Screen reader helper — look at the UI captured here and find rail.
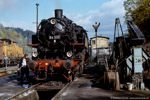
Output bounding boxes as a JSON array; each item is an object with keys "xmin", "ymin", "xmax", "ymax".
[
  {"xmin": 0, "ymin": 69, "xmax": 17, "ymax": 77},
  {"xmin": 52, "ymin": 83, "xmax": 70, "ymax": 100},
  {"xmin": 7, "ymin": 83, "xmax": 40, "ymax": 100}
]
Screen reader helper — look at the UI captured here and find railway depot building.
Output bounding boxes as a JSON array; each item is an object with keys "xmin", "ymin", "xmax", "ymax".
[{"xmin": 90, "ymin": 35, "xmax": 110, "ymax": 65}]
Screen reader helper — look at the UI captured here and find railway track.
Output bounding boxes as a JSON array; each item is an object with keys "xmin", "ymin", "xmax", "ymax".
[
  {"xmin": 7, "ymin": 83, "xmax": 40, "ymax": 100},
  {"xmin": 0, "ymin": 66, "xmax": 72, "ymax": 100},
  {"xmin": 52, "ymin": 83, "xmax": 70, "ymax": 100},
  {"xmin": 0, "ymin": 70, "xmax": 17, "ymax": 77},
  {"xmin": 7, "ymin": 81, "xmax": 69, "ymax": 100},
  {"xmin": 0, "ymin": 66, "xmax": 18, "ymax": 77},
  {"xmin": 0, "ymin": 66, "xmax": 79, "ymax": 100}
]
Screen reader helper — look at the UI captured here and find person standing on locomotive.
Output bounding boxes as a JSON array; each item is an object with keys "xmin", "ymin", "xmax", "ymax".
[{"xmin": 19, "ymin": 54, "xmax": 30, "ymax": 86}]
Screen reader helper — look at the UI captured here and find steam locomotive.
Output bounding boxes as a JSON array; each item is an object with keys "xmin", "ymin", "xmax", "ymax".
[{"xmin": 28, "ymin": 9, "xmax": 88, "ymax": 81}]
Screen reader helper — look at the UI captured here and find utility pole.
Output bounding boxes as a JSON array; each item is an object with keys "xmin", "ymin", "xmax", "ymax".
[
  {"xmin": 36, "ymin": 3, "xmax": 39, "ymax": 33},
  {"xmin": 92, "ymin": 22, "xmax": 100, "ymax": 64}
]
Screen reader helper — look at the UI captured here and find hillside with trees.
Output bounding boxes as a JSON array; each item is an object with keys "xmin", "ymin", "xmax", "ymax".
[
  {"xmin": 0, "ymin": 23, "xmax": 35, "ymax": 54},
  {"xmin": 124, "ymin": 0, "xmax": 150, "ymax": 40}
]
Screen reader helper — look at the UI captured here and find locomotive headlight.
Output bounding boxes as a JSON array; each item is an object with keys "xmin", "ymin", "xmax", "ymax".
[
  {"xmin": 50, "ymin": 19, "xmax": 56, "ymax": 24},
  {"xmin": 32, "ymin": 52, "xmax": 38, "ymax": 57},
  {"xmin": 66, "ymin": 51, "xmax": 73, "ymax": 57},
  {"xmin": 32, "ymin": 48, "xmax": 38, "ymax": 57},
  {"xmin": 45, "ymin": 63, "xmax": 49, "ymax": 65}
]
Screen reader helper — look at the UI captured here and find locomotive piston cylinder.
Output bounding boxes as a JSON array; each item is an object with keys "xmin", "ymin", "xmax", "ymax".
[{"xmin": 63, "ymin": 60, "xmax": 72, "ymax": 69}]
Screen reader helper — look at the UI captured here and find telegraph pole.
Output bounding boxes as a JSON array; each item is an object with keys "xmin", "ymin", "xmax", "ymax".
[
  {"xmin": 92, "ymin": 22, "xmax": 100, "ymax": 64},
  {"xmin": 36, "ymin": 3, "xmax": 39, "ymax": 33}
]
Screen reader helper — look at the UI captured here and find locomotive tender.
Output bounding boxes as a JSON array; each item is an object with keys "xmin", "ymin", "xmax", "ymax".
[{"xmin": 28, "ymin": 9, "xmax": 88, "ymax": 81}]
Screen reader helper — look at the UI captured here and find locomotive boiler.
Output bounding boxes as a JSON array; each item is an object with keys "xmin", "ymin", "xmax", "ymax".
[{"xmin": 28, "ymin": 9, "xmax": 88, "ymax": 81}]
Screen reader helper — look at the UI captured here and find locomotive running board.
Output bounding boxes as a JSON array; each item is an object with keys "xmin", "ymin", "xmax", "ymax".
[
  {"xmin": 72, "ymin": 43, "xmax": 84, "ymax": 45},
  {"xmin": 27, "ymin": 44, "xmax": 39, "ymax": 47}
]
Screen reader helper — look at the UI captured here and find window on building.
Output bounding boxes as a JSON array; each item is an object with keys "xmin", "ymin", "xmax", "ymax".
[
  {"xmin": 92, "ymin": 40, "xmax": 95, "ymax": 45},
  {"xmin": 6, "ymin": 41, "xmax": 11, "ymax": 45}
]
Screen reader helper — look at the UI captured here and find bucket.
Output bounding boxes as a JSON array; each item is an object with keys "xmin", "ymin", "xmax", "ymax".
[
  {"xmin": 140, "ymin": 82, "xmax": 145, "ymax": 89},
  {"xmin": 127, "ymin": 83, "xmax": 133, "ymax": 90}
]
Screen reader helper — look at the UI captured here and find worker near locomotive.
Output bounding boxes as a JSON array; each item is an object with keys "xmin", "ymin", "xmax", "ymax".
[
  {"xmin": 18, "ymin": 54, "xmax": 31, "ymax": 86},
  {"xmin": 26, "ymin": 9, "xmax": 89, "ymax": 83}
]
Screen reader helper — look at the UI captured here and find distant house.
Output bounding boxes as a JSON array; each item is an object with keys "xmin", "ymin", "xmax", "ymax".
[{"xmin": 90, "ymin": 35, "xmax": 111, "ymax": 65}]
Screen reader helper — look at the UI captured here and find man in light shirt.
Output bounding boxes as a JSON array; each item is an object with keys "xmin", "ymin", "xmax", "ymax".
[
  {"xmin": 19, "ymin": 54, "xmax": 30, "ymax": 86},
  {"xmin": 3, "ymin": 56, "xmax": 9, "ymax": 70}
]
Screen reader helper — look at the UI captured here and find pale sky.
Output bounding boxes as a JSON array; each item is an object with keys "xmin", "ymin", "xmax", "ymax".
[{"xmin": 0, "ymin": 0, "xmax": 126, "ymax": 41}]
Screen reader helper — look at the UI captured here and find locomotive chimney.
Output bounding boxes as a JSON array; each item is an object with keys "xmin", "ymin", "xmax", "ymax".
[{"xmin": 55, "ymin": 9, "xmax": 63, "ymax": 18}]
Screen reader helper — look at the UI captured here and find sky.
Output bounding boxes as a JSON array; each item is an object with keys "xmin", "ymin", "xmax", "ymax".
[{"xmin": 0, "ymin": 0, "xmax": 127, "ymax": 41}]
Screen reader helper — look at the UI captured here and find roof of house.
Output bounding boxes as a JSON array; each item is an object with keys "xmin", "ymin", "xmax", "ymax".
[
  {"xmin": 90, "ymin": 36, "xmax": 109, "ymax": 40},
  {"xmin": 0, "ymin": 38, "xmax": 17, "ymax": 43}
]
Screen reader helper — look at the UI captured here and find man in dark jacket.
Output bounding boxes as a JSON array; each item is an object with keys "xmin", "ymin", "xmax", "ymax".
[{"xmin": 19, "ymin": 54, "xmax": 30, "ymax": 86}]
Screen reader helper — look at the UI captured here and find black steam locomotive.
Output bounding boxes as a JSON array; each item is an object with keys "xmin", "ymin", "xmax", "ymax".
[{"xmin": 28, "ymin": 9, "xmax": 88, "ymax": 81}]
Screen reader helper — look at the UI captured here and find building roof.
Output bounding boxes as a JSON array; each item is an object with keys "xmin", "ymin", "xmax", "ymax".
[
  {"xmin": 0, "ymin": 38, "xmax": 17, "ymax": 43},
  {"xmin": 90, "ymin": 36, "xmax": 109, "ymax": 40}
]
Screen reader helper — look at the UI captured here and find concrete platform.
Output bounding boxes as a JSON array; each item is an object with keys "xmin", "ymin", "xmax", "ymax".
[
  {"xmin": 54, "ymin": 74, "xmax": 150, "ymax": 100},
  {"xmin": 0, "ymin": 74, "xmax": 25, "ymax": 100}
]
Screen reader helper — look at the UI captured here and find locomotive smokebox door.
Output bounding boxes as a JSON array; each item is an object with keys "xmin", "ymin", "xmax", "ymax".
[{"xmin": 55, "ymin": 9, "xmax": 63, "ymax": 18}]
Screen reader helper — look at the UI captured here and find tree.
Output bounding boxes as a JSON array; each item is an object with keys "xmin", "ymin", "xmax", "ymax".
[
  {"xmin": 0, "ymin": 23, "xmax": 34, "ymax": 54},
  {"xmin": 124, "ymin": 0, "xmax": 150, "ymax": 40}
]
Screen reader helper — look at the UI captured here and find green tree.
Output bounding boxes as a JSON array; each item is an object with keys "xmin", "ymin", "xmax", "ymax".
[
  {"xmin": 0, "ymin": 23, "xmax": 33, "ymax": 54},
  {"xmin": 124, "ymin": 0, "xmax": 150, "ymax": 40}
]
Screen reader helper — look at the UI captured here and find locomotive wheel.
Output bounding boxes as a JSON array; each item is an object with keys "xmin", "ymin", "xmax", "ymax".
[
  {"xmin": 79, "ymin": 64, "xmax": 84, "ymax": 74},
  {"xmin": 75, "ymin": 64, "xmax": 84, "ymax": 77}
]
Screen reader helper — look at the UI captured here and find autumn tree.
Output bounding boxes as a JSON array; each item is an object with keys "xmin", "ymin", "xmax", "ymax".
[
  {"xmin": 0, "ymin": 23, "xmax": 33, "ymax": 54},
  {"xmin": 124, "ymin": 0, "xmax": 150, "ymax": 40}
]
